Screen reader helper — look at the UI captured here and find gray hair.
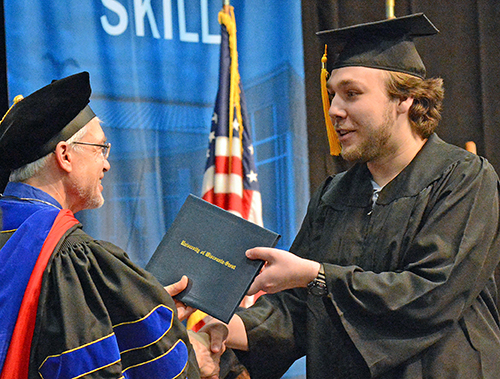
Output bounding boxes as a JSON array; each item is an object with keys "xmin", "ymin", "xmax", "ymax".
[{"xmin": 9, "ymin": 124, "xmax": 89, "ymax": 182}]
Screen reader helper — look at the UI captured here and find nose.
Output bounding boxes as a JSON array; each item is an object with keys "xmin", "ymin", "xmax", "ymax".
[
  {"xmin": 328, "ymin": 94, "xmax": 347, "ymax": 121},
  {"xmin": 103, "ymin": 157, "xmax": 111, "ymax": 172}
]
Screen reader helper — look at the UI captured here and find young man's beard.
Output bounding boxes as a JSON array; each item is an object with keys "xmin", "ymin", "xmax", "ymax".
[{"xmin": 340, "ymin": 107, "xmax": 395, "ymax": 163}]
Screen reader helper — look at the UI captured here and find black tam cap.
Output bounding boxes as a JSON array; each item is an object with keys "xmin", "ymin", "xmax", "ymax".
[
  {"xmin": 0, "ymin": 71, "xmax": 95, "ymax": 191},
  {"xmin": 317, "ymin": 13, "xmax": 439, "ymax": 79}
]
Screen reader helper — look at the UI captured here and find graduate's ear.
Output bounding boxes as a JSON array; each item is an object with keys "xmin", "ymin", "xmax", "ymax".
[
  {"xmin": 397, "ymin": 96, "xmax": 414, "ymax": 114},
  {"xmin": 53, "ymin": 141, "xmax": 74, "ymax": 173}
]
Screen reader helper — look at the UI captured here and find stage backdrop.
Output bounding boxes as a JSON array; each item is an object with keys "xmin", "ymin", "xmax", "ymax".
[{"xmin": 4, "ymin": 0, "xmax": 309, "ymax": 269}]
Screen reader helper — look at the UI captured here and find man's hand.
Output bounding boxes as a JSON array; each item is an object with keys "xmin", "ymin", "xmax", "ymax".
[
  {"xmin": 201, "ymin": 315, "xmax": 248, "ymax": 351},
  {"xmin": 198, "ymin": 322, "xmax": 229, "ymax": 355},
  {"xmin": 246, "ymin": 247, "xmax": 320, "ymax": 295},
  {"xmin": 164, "ymin": 276, "xmax": 196, "ymax": 321},
  {"xmin": 189, "ymin": 323, "xmax": 228, "ymax": 379}
]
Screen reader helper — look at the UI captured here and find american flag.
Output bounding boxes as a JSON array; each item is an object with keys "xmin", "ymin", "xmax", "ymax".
[{"xmin": 187, "ymin": 6, "xmax": 263, "ymax": 332}]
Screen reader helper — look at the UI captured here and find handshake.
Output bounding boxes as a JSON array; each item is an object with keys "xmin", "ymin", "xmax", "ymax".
[{"xmin": 165, "ymin": 276, "xmax": 229, "ymax": 379}]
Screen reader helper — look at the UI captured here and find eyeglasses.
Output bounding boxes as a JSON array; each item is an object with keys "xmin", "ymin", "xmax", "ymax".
[{"xmin": 72, "ymin": 141, "xmax": 111, "ymax": 159}]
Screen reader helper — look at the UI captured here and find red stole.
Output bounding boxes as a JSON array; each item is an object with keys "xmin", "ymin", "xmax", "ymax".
[{"xmin": 0, "ymin": 209, "xmax": 79, "ymax": 379}]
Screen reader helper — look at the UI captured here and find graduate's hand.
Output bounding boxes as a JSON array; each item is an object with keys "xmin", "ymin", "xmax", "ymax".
[
  {"xmin": 246, "ymin": 247, "xmax": 321, "ymax": 295},
  {"xmin": 201, "ymin": 315, "xmax": 248, "ymax": 351},
  {"xmin": 198, "ymin": 322, "xmax": 229, "ymax": 355},
  {"xmin": 188, "ymin": 323, "xmax": 228, "ymax": 379},
  {"xmin": 164, "ymin": 275, "xmax": 196, "ymax": 321}
]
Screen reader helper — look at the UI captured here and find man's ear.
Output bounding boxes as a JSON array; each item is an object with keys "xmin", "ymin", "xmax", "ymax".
[
  {"xmin": 397, "ymin": 96, "xmax": 414, "ymax": 114},
  {"xmin": 53, "ymin": 141, "xmax": 73, "ymax": 173}
]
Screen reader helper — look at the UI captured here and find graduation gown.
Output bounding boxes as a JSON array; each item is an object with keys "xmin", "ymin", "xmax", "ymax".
[
  {"xmin": 235, "ymin": 134, "xmax": 500, "ymax": 378},
  {"xmin": 0, "ymin": 182, "xmax": 200, "ymax": 379}
]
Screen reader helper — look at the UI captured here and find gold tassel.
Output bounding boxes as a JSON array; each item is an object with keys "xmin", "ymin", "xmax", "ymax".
[{"xmin": 320, "ymin": 46, "xmax": 341, "ymax": 156}]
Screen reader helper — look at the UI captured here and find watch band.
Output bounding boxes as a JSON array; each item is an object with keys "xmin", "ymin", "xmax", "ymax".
[{"xmin": 307, "ymin": 263, "xmax": 328, "ymax": 296}]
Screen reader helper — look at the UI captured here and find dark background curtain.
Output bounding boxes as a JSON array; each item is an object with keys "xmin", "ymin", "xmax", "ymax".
[{"xmin": 302, "ymin": 0, "xmax": 500, "ymax": 306}]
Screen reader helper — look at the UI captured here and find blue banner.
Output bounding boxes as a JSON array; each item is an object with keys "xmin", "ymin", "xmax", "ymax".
[{"xmin": 4, "ymin": 0, "xmax": 309, "ymax": 270}]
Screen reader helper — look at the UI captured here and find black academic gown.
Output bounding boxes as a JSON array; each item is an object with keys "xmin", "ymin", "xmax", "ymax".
[
  {"xmin": 26, "ymin": 225, "xmax": 201, "ymax": 378},
  {"xmin": 235, "ymin": 134, "xmax": 500, "ymax": 378},
  {"xmin": 0, "ymin": 182, "xmax": 200, "ymax": 379}
]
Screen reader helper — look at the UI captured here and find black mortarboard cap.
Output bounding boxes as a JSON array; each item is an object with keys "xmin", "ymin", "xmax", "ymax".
[
  {"xmin": 317, "ymin": 13, "xmax": 439, "ymax": 79},
  {"xmin": 0, "ymin": 71, "xmax": 95, "ymax": 191}
]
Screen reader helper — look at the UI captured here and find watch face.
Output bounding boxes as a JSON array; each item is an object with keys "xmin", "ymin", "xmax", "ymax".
[{"xmin": 308, "ymin": 280, "xmax": 328, "ymax": 296}]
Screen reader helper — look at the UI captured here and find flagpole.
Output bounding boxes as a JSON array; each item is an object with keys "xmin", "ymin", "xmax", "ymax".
[
  {"xmin": 223, "ymin": 0, "xmax": 230, "ymax": 13},
  {"xmin": 386, "ymin": 0, "xmax": 395, "ymax": 19}
]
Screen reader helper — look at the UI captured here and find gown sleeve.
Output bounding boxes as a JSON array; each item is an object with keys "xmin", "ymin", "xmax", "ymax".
[
  {"xmin": 29, "ymin": 227, "xmax": 200, "ymax": 379},
  {"xmin": 234, "ymin": 179, "xmax": 334, "ymax": 379}
]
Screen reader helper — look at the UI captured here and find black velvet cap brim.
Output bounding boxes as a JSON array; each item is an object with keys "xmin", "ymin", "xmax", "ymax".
[
  {"xmin": 317, "ymin": 13, "xmax": 439, "ymax": 78},
  {"xmin": 0, "ymin": 71, "xmax": 95, "ymax": 191}
]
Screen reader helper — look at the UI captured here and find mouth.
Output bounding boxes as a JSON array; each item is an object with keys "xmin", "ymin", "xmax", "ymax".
[{"xmin": 336, "ymin": 128, "xmax": 354, "ymax": 139}]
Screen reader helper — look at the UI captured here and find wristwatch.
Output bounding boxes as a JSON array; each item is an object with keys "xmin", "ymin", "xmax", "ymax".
[{"xmin": 307, "ymin": 263, "xmax": 328, "ymax": 296}]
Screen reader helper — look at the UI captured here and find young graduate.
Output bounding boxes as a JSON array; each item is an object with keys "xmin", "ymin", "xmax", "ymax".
[{"xmin": 203, "ymin": 13, "xmax": 500, "ymax": 379}]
